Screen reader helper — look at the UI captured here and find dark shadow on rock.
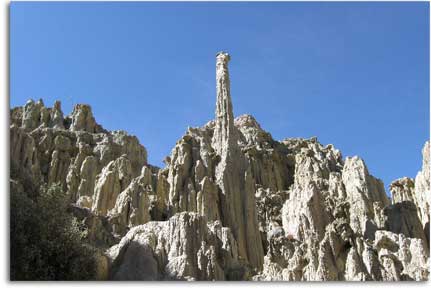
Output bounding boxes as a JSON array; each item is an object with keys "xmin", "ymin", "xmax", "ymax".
[
  {"xmin": 364, "ymin": 219, "xmax": 377, "ymax": 240},
  {"xmin": 110, "ymin": 241, "xmax": 159, "ymax": 281},
  {"xmin": 424, "ymin": 221, "xmax": 430, "ymax": 248},
  {"xmin": 384, "ymin": 201, "xmax": 427, "ymax": 241}
]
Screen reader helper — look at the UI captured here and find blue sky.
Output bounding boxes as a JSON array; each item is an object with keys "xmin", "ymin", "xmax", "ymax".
[{"xmin": 10, "ymin": 1, "xmax": 429, "ymax": 193}]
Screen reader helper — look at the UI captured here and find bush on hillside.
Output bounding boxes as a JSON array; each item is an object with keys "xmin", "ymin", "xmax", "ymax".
[{"xmin": 10, "ymin": 183, "xmax": 97, "ymax": 280}]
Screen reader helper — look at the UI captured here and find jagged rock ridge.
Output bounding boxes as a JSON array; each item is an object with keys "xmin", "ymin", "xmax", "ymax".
[{"xmin": 10, "ymin": 52, "xmax": 430, "ymax": 281}]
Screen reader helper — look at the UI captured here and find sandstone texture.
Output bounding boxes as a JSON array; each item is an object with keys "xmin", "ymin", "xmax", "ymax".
[{"xmin": 10, "ymin": 53, "xmax": 429, "ymax": 281}]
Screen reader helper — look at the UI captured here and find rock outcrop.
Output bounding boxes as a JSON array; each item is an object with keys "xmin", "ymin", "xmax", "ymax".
[
  {"xmin": 10, "ymin": 99, "xmax": 148, "ymax": 210},
  {"xmin": 211, "ymin": 52, "xmax": 264, "ymax": 270},
  {"xmin": 415, "ymin": 142, "xmax": 430, "ymax": 238},
  {"xmin": 389, "ymin": 141, "xmax": 430, "ymax": 246},
  {"xmin": 107, "ymin": 212, "xmax": 247, "ymax": 280},
  {"xmin": 9, "ymin": 52, "xmax": 429, "ymax": 281}
]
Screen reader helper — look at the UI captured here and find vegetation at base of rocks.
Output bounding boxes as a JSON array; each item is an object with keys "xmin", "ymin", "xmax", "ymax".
[{"xmin": 10, "ymin": 181, "xmax": 97, "ymax": 281}]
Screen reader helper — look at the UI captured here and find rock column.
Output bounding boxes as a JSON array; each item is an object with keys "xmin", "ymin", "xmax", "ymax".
[
  {"xmin": 212, "ymin": 52, "xmax": 264, "ymax": 270},
  {"xmin": 213, "ymin": 51, "xmax": 236, "ymax": 152}
]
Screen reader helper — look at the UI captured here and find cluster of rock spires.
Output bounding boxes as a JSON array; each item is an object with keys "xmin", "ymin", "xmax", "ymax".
[{"xmin": 10, "ymin": 52, "xmax": 429, "ymax": 281}]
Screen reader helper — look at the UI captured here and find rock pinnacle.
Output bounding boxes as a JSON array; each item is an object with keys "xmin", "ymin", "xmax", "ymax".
[{"xmin": 214, "ymin": 51, "xmax": 236, "ymax": 154}]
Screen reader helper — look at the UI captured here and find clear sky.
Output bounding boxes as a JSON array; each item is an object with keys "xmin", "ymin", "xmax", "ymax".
[{"xmin": 10, "ymin": 1, "xmax": 429, "ymax": 193}]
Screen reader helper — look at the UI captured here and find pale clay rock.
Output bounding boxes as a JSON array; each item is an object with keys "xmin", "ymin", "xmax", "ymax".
[
  {"xmin": 107, "ymin": 212, "xmax": 242, "ymax": 280},
  {"xmin": 9, "ymin": 53, "xmax": 429, "ymax": 281},
  {"xmin": 92, "ymin": 156, "xmax": 133, "ymax": 216},
  {"xmin": 415, "ymin": 141, "xmax": 430, "ymax": 235},
  {"xmin": 69, "ymin": 104, "xmax": 100, "ymax": 133},
  {"xmin": 390, "ymin": 177, "xmax": 415, "ymax": 204}
]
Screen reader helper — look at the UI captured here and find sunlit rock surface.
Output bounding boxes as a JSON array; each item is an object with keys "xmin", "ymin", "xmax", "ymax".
[{"xmin": 10, "ymin": 53, "xmax": 429, "ymax": 281}]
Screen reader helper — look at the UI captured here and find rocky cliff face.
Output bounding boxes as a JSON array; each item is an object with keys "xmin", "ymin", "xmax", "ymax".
[{"xmin": 10, "ymin": 53, "xmax": 429, "ymax": 281}]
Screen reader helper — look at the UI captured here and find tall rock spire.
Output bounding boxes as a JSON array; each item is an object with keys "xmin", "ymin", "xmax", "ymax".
[
  {"xmin": 212, "ymin": 51, "xmax": 264, "ymax": 271},
  {"xmin": 213, "ymin": 51, "xmax": 236, "ymax": 154}
]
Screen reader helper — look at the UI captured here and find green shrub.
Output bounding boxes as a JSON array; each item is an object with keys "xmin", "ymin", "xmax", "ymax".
[{"xmin": 10, "ymin": 183, "xmax": 97, "ymax": 280}]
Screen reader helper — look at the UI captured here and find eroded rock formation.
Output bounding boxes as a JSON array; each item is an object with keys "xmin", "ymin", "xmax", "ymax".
[{"xmin": 10, "ymin": 53, "xmax": 429, "ymax": 281}]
